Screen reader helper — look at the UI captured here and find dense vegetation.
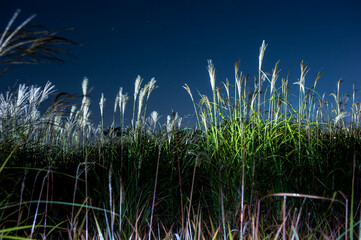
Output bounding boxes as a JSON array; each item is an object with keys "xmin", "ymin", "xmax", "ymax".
[{"xmin": 1, "ymin": 10, "xmax": 361, "ymax": 240}]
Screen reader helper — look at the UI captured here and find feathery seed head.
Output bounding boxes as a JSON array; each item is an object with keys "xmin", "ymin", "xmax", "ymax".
[
  {"xmin": 236, "ymin": 74, "xmax": 242, "ymax": 99},
  {"xmin": 200, "ymin": 112, "xmax": 208, "ymax": 132},
  {"xmin": 337, "ymin": 79, "xmax": 343, "ymax": 94},
  {"xmin": 137, "ymin": 87, "xmax": 147, "ymax": 122},
  {"xmin": 293, "ymin": 61, "xmax": 308, "ymax": 95},
  {"xmin": 69, "ymin": 105, "xmax": 76, "ymax": 119},
  {"xmin": 16, "ymin": 84, "xmax": 28, "ymax": 109},
  {"xmin": 99, "ymin": 93, "xmax": 106, "ymax": 117},
  {"xmin": 235, "ymin": 59, "xmax": 240, "ymax": 78},
  {"xmin": 200, "ymin": 95, "xmax": 212, "ymax": 111},
  {"xmin": 118, "ymin": 87, "xmax": 123, "ymax": 111},
  {"xmin": 28, "ymin": 86, "xmax": 41, "ymax": 106},
  {"xmin": 150, "ymin": 111, "xmax": 159, "ymax": 126},
  {"xmin": 114, "ymin": 95, "xmax": 119, "ymax": 116},
  {"xmin": 223, "ymin": 79, "xmax": 230, "ymax": 100},
  {"xmin": 39, "ymin": 82, "xmax": 55, "ymax": 103},
  {"xmin": 134, "ymin": 75, "xmax": 143, "ymax": 101},
  {"xmin": 146, "ymin": 77, "xmax": 157, "ymax": 100},
  {"xmin": 81, "ymin": 98, "xmax": 91, "ymax": 128},
  {"xmin": 216, "ymin": 87, "xmax": 223, "ymax": 104},
  {"xmin": 183, "ymin": 84, "xmax": 194, "ymax": 102},
  {"xmin": 259, "ymin": 40, "xmax": 267, "ymax": 71},
  {"xmin": 150, "ymin": 110, "xmax": 158, "ymax": 120},
  {"xmin": 313, "ymin": 72, "xmax": 323, "ymax": 89},
  {"xmin": 166, "ymin": 115, "xmax": 172, "ymax": 133},
  {"xmin": 207, "ymin": 59, "xmax": 216, "ymax": 92},
  {"xmin": 270, "ymin": 61, "xmax": 280, "ymax": 94},
  {"xmin": 82, "ymin": 77, "xmax": 88, "ymax": 95},
  {"xmin": 121, "ymin": 93, "xmax": 129, "ymax": 116}
]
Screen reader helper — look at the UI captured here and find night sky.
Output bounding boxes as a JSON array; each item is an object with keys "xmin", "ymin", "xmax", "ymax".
[{"xmin": 1, "ymin": 0, "xmax": 360, "ymax": 127}]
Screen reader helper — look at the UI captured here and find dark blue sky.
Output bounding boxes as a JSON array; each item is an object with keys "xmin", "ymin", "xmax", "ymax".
[{"xmin": 1, "ymin": 0, "xmax": 360, "ymax": 127}]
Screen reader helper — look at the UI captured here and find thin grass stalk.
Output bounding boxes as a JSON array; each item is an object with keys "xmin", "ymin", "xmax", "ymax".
[
  {"xmin": 42, "ymin": 159, "xmax": 53, "ymax": 240},
  {"xmin": 30, "ymin": 171, "xmax": 49, "ymax": 239},
  {"xmin": 16, "ymin": 168, "xmax": 28, "ymax": 227},
  {"xmin": 350, "ymin": 151, "xmax": 356, "ymax": 240},
  {"xmin": 119, "ymin": 175, "xmax": 123, "ymax": 237},
  {"xmin": 99, "ymin": 93, "xmax": 105, "ymax": 145},
  {"xmin": 294, "ymin": 62, "xmax": 309, "ymax": 163},
  {"xmin": 84, "ymin": 156, "xmax": 89, "ymax": 240},
  {"xmin": 290, "ymin": 199, "xmax": 305, "ymax": 240},
  {"xmin": 207, "ymin": 60, "xmax": 219, "ymax": 148},
  {"xmin": 183, "ymin": 84, "xmax": 201, "ymax": 129},
  {"xmin": 132, "ymin": 75, "xmax": 142, "ymax": 127},
  {"xmin": 258, "ymin": 40, "xmax": 267, "ymax": 117},
  {"xmin": 283, "ymin": 196, "xmax": 287, "ymax": 240},
  {"xmin": 148, "ymin": 147, "xmax": 161, "ymax": 240},
  {"xmin": 220, "ymin": 186, "xmax": 226, "ymax": 240},
  {"xmin": 108, "ymin": 163, "xmax": 114, "ymax": 239},
  {"xmin": 240, "ymin": 145, "xmax": 245, "ymax": 240},
  {"xmin": 185, "ymin": 152, "xmax": 199, "ymax": 240}
]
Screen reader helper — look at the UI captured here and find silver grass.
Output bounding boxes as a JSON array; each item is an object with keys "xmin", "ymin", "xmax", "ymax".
[
  {"xmin": 39, "ymin": 82, "xmax": 55, "ymax": 103},
  {"xmin": 258, "ymin": 40, "xmax": 267, "ymax": 115},
  {"xmin": 200, "ymin": 95, "xmax": 212, "ymax": 112},
  {"xmin": 236, "ymin": 73, "xmax": 242, "ymax": 100},
  {"xmin": 166, "ymin": 115, "xmax": 172, "ymax": 133},
  {"xmin": 183, "ymin": 83, "xmax": 201, "ymax": 128},
  {"xmin": 113, "ymin": 96, "xmax": 119, "ymax": 117},
  {"xmin": 200, "ymin": 112, "xmax": 208, "ymax": 133},
  {"xmin": 99, "ymin": 93, "xmax": 106, "ymax": 118},
  {"xmin": 150, "ymin": 111, "xmax": 159, "ymax": 130},
  {"xmin": 183, "ymin": 84, "xmax": 194, "ymax": 102},
  {"xmin": 137, "ymin": 87, "xmax": 147, "ymax": 124},
  {"xmin": 121, "ymin": 93, "xmax": 129, "ymax": 117},
  {"xmin": 117, "ymin": 87, "xmax": 123, "ymax": 115},
  {"xmin": 293, "ymin": 61, "xmax": 308, "ymax": 95},
  {"xmin": 0, "ymin": 10, "xmax": 77, "ymax": 78},
  {"xmin": 80, "ymin": 77, "xmax": 89, "ymax": 117},
  {"xmin": 0, "ymin": 9, "xmax": 36, "ymax": 54},
  {"xmin": 235, "ymin": 59, "xmax": 240, "ymax": 80},
  {"xmin": 176, "ymin": 115, "xmax": 182, "ymax": 130},
  {"xmin": 313, "ymin": 72, "xmax": 322, "ymax": 89},
  {"xmin": 335, "ymin": 111, "xmax": 348, "ymax": 125},
  {"xmin": 82, "ymin": 77, "xmax": 88, "ymax": 96},
  {"xmin": 132, "ymin": 75, "xmax": 143, "ymax": 126},
  {"xmin": 270, "ymin": 61, "xmax": 280, "ymax": 95},
  {"xmin": 216, "ymin": 87, "xmax": 223, "ymax": 105},
  {"xmin": 223, "ymin": 79, "xmax": 230, "ymax": 101},
  {"xmin": 28, "ymin": 86, "xmax": 41, "ymax": 107},
  {"xmin": 258, "ymin": 40, "xmax": 267, "ymax": 71},
  {"xmin": 171, "ymin": 112, "xmax": 182, "ymax": 130},
  {"xmin": 207, "ymin": 59, "xmax": 216, "ymax": 93},
  {"xmin": 134, "ymin": 75, "xmax": 142, "ymax": 101},
  {"xmin": 146, "ymin": 77, "xmax": 157, "ymax": 101},
  {"xmin": 81, "ymin": 98, "xmax": 91, "ymax": 129},
  {"xmin": 16, "ymin": 84, "xmax": 28, "ymax": 111},
  {"xmin": 69, "ymin": 106, "xmax": 77, "ymax": 120}
]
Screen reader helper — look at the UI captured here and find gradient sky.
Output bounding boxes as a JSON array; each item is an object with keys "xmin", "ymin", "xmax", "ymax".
[{"xmin": 1, "ymin": 0, "xmax": 360, "ymax": 127}]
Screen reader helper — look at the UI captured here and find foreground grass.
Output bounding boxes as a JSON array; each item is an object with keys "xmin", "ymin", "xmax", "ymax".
[{"xmin": 1, "ymin": 18, "xmax": 361, "ymax": 239}]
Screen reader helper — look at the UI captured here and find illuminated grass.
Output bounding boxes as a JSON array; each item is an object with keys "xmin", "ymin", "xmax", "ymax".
[{"xmin": 1, "ymin": 11, "xmax": 361, "ymax": 239}]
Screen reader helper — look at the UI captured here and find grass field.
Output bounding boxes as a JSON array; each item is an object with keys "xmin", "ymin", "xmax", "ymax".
[{"xmin": 1, "ymin": 11, "xmax": 361, "ymax": 240}]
